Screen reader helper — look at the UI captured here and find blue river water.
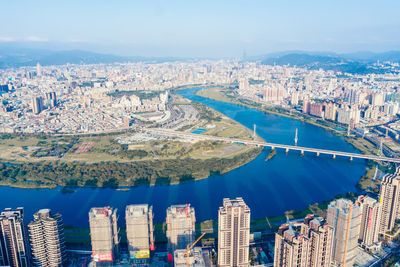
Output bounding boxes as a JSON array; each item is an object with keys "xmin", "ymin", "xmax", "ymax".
[{"xmin": 0, "ymin": 87, "xmax": 366, "ymax": 227}]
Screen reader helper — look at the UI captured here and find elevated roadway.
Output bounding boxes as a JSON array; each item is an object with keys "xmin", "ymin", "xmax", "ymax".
[{"xmin": 142, "ymin": 127, "xmax": 400, "ymax": 164}]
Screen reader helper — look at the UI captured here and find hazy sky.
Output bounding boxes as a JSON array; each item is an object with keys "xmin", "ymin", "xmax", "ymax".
[{"xmin": 1, "ymin": 0, "xmax": 400, "ymax": 57}]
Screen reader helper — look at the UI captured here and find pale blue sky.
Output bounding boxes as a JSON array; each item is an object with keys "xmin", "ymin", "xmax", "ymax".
[{"xmin": 1, "ymin": 0, "xmax": 400, "ymax": 57}]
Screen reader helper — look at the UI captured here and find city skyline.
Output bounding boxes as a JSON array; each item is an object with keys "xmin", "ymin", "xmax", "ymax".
[
  {"xmin": 1, "ymin": 0, "xmax": 400, "ymax": 57},
  {"xmin": 1, "ymin": 1, "xmax": 400, "ymax": 265}
]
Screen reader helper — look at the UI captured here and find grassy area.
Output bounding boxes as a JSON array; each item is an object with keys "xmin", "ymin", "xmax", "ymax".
[
  {"xmin": 0, "ymin": 94, "xmax": 264, "ymax": 188},
  {"xmin": 0, "ymin": 103, "xmax": 256, "ymax": 164}
]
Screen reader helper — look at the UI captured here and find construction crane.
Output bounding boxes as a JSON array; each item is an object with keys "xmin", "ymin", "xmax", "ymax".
[{"xmin": 184, "ymin": 232, "xmax": 206, "ymax": 267}]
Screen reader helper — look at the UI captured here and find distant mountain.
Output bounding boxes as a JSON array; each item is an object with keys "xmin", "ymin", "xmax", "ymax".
[
  {"xmin": 259, "ymin": 51, "xmax": 400, "ymax": 74},
  {"xmin": 0, "ymin": 46, "xmax": 185, "ymax": 69},
  {"xmin": 262, "ymin": 53, "xmax": 344, "ymax": 66}
]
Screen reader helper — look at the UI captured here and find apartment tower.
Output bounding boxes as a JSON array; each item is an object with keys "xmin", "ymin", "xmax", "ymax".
[
  {"xmin": 166, "ymin": 204, "xmax": 196, "ymax": 253},
  {"xmin": 327, "ymin": 199, "xmax": 361, "ymax": 267},
  {"xmin": 357, "ymin": 196, "xmax": 381, "ymax": 248},
  {"xmin": 274, "ymin": 224, "xmax": 309, "ymax": 267},
  {"xmin": 218, "ymin": 197, "xmax": 250, "ymax": 267},
  {"xmin": 378, "ymin": 168, "xmax": 400, "ymax": 234},
  {"xmin": 274, "ymin": 215, "xmax": 333, "ymax": 267},
  {"xmin": 125, "ymin": 205, "xmax": 154, "ymax": 256},
  {"xmin": 89, "ymin": 207, "xmax": 119, "ymax": 266},
  {"xmin": 28, "ymin": 209, "xmax": 66, "ymax": 267},
  {"xmin": 0, "ymin": 208, "xmax": 30, "ymax": 267},
  {"xmin": 31, "ymin": 97, "xmax": 43, "ymax": 114}
]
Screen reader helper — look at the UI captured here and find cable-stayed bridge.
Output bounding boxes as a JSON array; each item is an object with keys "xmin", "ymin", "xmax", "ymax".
[{"xmin": 141, "ymin": 127, "xmax": 400, "ymax": 164}]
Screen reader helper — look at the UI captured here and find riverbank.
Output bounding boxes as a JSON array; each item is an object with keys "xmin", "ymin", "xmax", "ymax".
[
  {"xmin": 196, "ymin": 87, "xmax": 388, "ymax": 158},
  {"xmin": 196, "ymin": 87, "xmax": 347, "ymax": 135},
  {"xmin": 0, "ymin": 92, "xmax": 264, "ymax": 189},
  {"xmin": 62, "ymin": 190, "xmax": 359, "ymax": 248}
]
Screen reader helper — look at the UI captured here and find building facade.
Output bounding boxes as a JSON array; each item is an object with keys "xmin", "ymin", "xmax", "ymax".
[
  {"xmin": 327, "ymin": 199, "xmax": 361, "ymax": 267},
  {"xmin": 166, "ymin": 205, "xmax": 196, "ymax": 253},
  {"xmin": 218, "ymin": 197, "xmax": 250, "ymax": 267},
  {"xmin": 89, "ymin": 207, "xmax": 119, "ymax": 266},
  {"xmin": 274, "ymin": 215, "xmax": 333, "ymax": 267},
  {"xmin": 126, "ymin": 204, "xmax": 154, "ymax": 263},
  {"xmin": 31, "ymin": 97, "xmax": 43, "ymax": 115},
  {"xmin": 357, "ymin": 196, "xmax": 381, "ymax": 248},
  {"xmin": 379, "ymin": 168, "xmax": 400, "ymax": 234},
  {"xmin": 28, "ymin": 209, "xmax": 66, "ymax": 267},
  {"xmin": 0, "ymin": 208, "xmax": 30, "ymax": 267},
  {"xmin": 274, "ymin": 225, "xmax": 309, "ymax": 267}
]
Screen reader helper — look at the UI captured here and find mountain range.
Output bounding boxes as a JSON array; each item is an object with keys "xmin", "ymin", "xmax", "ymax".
[
  {"xmin": 256, "ymin": 51, "xmax": 400, "ymax": 74},
  {"xmin": 1, "ymin": 44, "xmax": 400, "ymax": 75},
  {"xmin": 0, "ymin": 45, "xmax": 184, "ymax": 69}
]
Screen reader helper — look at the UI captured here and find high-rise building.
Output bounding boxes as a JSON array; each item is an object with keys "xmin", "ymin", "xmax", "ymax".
[
  {"xmin": 126, "ymin": 205, "xmax": 154, "ymax": 259},
  {"xmin": 290, "ymin": 92, "xmax": 299, "ymax": 106},
  {"xmin": 28, "ymin": 209, "xmax": 66, "ymax": 267},
  {"xmin": 324, "ymin": 102, "xmax": 338, "ymax": 121},
  {"xmin": 89, "ymin": 207, "xmax": 119, "ymax": 266},
  {"xmin": 218, "ymin": 197, "xmax": 250, "ymax": 267},
  {"xmin": 371, "ymin": 92, "xmax": 385, "ymax": 106},
  {"xmin": 348, "ymin": 88, "xmax": 360, "ymax": 106},
  {"xmin": 166, "ymin": 204, "xmax": 196, "ymax": 253},
  {"xmin": 302, "ymin": 99, "xmax": 310, "ymax": 114},
  {"xmin": 309, "ymin": 102, "xmax": 324, "ymax": 118},
  {"xmin": 274, "ymin": 214, "xmax": 333, "ymax": 267},
  {"xmin": 31, "ymin": 97, "xmax": 43, "ymax": 114},
  {"xmin": 378, "ymin": 168, "xmax": 400, "ymax": 234},
  {"xmin": 0, "ymin": 208, "xmax": 30, "ymax": 267},
  {"xmin": 36, "ymin": 62, "xmax": 42, "ymax": 76},
  {"xmin": 327, "ymin": 199, "xmax": 361, "ymax": 267},
  {"xmin": 45, "ymin": 92, "xmax": 57, "ymax": 107},
  {"xmin": 301, "ymin": 215, "xmax": 334, "ymax": 267},
  {"xmin": 357, "ymin": 196, "xmax": 381, "ymax": 248},
  {"xmin": 274, "ymin": 224, "xmax": 309, "ymax": 267}
]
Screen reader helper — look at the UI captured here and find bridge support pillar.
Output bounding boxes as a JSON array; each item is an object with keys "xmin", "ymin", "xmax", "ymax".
[
  {"xmin": 316, "ymin": 152, "xmax": 320, "ymax": 157},
  {"xmin": 350, "ymin": 157, "xmax": 353, "ymax": 161},
  {"xmin": 301, "ymin": 150, "xmax": 304, "ymax": 156},
  {"xmin": 285, "ymin": 148, "xmax": 289, "ymax": 153},
  {"xmin": 333, "ymin": 154, "xmax": 336, "ymax": 159},
  {"xmin": 271, "ymin": 146, "xmax": 275, "ymax": 150}
]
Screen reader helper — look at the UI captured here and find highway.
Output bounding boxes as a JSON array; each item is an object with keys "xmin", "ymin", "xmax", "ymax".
[{"xmin": 142, "ymin": 127, "xmax": 400, "ymax": 164}]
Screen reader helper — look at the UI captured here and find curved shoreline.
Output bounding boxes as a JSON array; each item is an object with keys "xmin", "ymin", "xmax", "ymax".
[
  {"xmin": 193, "ymin": 86, "xmax": 383, "ymax": 190},
  {"xmin": 193, "ymin": 86, "xmax": 380, "ymax": 156},
  {"xmin": 0, "ymin": 87, "xmax": 263, "ymax": 189}
]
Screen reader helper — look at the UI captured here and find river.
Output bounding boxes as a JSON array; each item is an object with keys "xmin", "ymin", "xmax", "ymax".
[{"xmin": 0, "ymin": 87, "xmax": 366, "ymax": 226}]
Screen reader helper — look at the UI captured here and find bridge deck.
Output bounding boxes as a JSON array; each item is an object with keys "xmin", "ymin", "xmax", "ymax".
[{"xmin": 144, "ymin": 128, "xmax": 400, "ymax": 164}]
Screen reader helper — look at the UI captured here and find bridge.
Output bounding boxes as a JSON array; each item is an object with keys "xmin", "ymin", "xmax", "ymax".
[{"xmin": 141, "ymin": 127, "xmax": 400, "ymax": 164}]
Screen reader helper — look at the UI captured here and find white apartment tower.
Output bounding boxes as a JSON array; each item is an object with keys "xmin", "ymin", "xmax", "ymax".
[
  {"xmin": 28, "ymin": 209, "xmax": 66, "ymax": 267},
  {"xmin": 218, "ymin": 197, "xmax": 250, "ymax": 267}
]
